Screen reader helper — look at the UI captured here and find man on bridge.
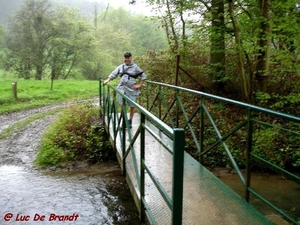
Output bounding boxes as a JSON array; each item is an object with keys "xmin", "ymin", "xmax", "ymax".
[{"xmin": 103, "ymin": 52, "xmax": 147, "ymax": 128}]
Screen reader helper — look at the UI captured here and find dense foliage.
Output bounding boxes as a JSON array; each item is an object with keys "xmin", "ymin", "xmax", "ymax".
[
  {"xmin": 35, "ymin": 104, "xmax": 114, "ymax": 168},
  {"xmin": 141, "ymin": 0, "xmax": 300, "ymax": 108},
  {"xmin": 0, "ymin": 0, "xmax": 167, "ymax": 82}
]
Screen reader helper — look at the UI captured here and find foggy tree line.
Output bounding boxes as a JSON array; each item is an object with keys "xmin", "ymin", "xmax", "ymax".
[{"xmin": 0, "ymin": 0, "xmax": 167, "ymax": 84}]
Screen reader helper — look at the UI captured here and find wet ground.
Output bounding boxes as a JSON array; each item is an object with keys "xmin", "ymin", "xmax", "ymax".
[{"xmin": 0, "ymin": 103, "xmax": 140, "ymax": 225}]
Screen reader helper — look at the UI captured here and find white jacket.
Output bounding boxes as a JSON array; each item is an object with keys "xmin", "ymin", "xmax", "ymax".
[{"xmin": 108, "ymin": 62, "xmax": 147, "ymax": 96}]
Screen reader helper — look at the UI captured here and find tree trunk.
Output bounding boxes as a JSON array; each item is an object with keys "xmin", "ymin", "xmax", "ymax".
[
  {"xmin": 228, "ymin": 0, "xmax": 249, "ymax": 100},
  {"xmin": 165, "ymin": 0, "xmax": 179, "ymax": 54},
  {"xmin": 255, "ymin": 0, "xmax": 271, "ymax": 92},
  {"xmin": 35, "ymin": 65, "xmax": 43, "ymax": 80},
  {"xmin": 210, "ymin": 0, "xmax": 226, "ymax": 94},
  {"xmin": 50, "ymin": 68, "xmax": 55, "ymax": 91}
]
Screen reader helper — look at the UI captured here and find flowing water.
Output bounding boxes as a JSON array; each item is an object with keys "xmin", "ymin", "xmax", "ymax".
[
  {"xmin": 216, "ymin": 169, "xmax": 300, "ymax": 224},
  {"xmin": 0, "ymin": 162, "xmax": 140, "ymax": 225},
  {"xmin": 0, "ymin": 103, "xmax": 140, "ymax": 225}
]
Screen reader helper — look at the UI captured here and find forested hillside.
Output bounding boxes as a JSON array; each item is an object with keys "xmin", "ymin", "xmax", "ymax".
[
  {"xmin": 0, "ymin": 0, "xmax": 167, "ymax": 82},
  {"xmin": 1, "ymin": 0, "xmax": 300, "ymax": 113},
  {"xmin": 0, "ymin": 0, "xmax": 106, "ymax": 26}
]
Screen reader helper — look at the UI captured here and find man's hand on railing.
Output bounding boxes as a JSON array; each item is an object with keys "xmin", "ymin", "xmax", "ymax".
[{"xmin": 104, "ymin": 78, "xmax": 111, "ymax": 85}]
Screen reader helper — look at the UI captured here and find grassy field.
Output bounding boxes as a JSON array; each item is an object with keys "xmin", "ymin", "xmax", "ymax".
[{"xmin": 0, "ymin": 78, "xmax": 100, "ymax": 114}]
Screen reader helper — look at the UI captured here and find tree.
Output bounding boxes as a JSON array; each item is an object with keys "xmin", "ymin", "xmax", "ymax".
[
  {"xmin": 228, "ymin": 0, "xmax": 249, "ymax": 100},
  {"xmin": 144, "ymin": 0, "xmax": 300, "ymax": 102},
  {"xmin": 0, "ymin": 24, "xmax": 5, "ymax": 68},
  {"xmin": 48, "ymin": 6, "xmax": 95, "ymax": 87},
  {"xmin": 254, "ymin": 0, "xmax": 272, "ymax": 92},
  {"xmin": 92, "ymin": 7, "xmax": 167, "ymax": 77},
  {"xmin": 127, "ymin": 14, "xmax": 168, "ymax": 56},
  {"xmin": 6, "ymin": 0, "xmax": 54, "ymax": 80},
  {"xmin": 210, "ymin": 0, "xmax": 226, "ymax": 94},
  {"xmin": 5, "ymin": 0, "xmax": 96, "ymax": 84}
]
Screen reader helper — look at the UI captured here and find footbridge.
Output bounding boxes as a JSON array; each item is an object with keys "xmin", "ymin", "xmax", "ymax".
[{"xmin": 99, "ymin": 79, "xmax": 300, "ymax": 225}]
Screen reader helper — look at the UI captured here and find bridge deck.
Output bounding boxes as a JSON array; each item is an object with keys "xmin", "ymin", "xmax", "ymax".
[{"xmin": 107, "ymin": 113, "xmax": 273, "ymax": 225}]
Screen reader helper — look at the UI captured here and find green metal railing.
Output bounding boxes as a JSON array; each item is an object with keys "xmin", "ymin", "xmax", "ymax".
[
  {"xmin": 99, "ymin": 79, "xmax": 185, "ymax": 225},
  {"xmin": 143, "ymin": 80, "xmax": 300, "ymax": 225}
]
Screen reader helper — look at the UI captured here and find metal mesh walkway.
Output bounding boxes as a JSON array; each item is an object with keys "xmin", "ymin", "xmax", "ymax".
[{"xmin": 107, "ymin": 113, "xmax": 273, "ymax": 225}]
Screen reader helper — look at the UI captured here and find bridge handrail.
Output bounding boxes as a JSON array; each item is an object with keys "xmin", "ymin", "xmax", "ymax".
[
  {"xmin": 144, "ymin": 80, "xmax": 300, "ymax": 225},
  {"xmin": 146, "ymin": 80, "xmax": 300, "ymax": 122},
  {"xmin": 101, "ymin": 82, "xmax": 174, "ymax": 137},
  {"xmin": 99, "ymin": 79, "xmax": 185, "ymax": 225}
]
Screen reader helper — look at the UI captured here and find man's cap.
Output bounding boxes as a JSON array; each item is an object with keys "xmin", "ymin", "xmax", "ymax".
[{"xmin": 124, "ymin": 52, "xmax": 132, "ymax": 57}]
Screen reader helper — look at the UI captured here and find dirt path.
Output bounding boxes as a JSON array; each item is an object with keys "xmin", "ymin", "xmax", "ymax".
[{"xmin": 0, "ymin": 99, "xmax": 96, "ymax": 167}]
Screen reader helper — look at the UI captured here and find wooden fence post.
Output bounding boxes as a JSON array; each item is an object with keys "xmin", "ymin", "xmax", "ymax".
[{"xmin": 12, "ymin": 81, "xmax": 17, "ymax": 100}]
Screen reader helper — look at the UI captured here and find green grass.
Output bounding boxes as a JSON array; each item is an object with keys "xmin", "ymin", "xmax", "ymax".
[
  {"xmin": 0, "ymin": 79, "xmax": 100, "ymax": 114},
  {"xmin": 34, "ymin": 104, "xmax": 114, "ymax": 168}
]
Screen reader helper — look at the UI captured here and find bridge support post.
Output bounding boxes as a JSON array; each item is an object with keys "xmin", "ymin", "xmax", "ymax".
[
  {"xmin": 121, "ymin": 109, "xmax": 126, "ymax": 176},
  {"xmin": 199, "ymin": 96, "xmax": 204, "ymax": 164},
  {"xmin": 140, "ymin": 114, "xmax": 146, "ymax": 223},
  {"xmin": 99, "ymin": 78, "xmax": 102, "ymax": 107},
  {"xmin": 172, "ymin": 128, "xmax": 185, "ymax": 225},
  {"xmin": 245, "ymin": 109, "xmax": 253, "ymax": 202}
]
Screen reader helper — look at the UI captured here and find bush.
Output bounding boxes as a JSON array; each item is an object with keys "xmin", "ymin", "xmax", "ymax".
[{"xmin": 35, "ymin": 104, "xmax": 114, "ymax": 168}]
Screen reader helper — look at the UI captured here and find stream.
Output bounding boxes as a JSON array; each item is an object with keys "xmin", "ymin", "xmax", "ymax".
[
  {"xmin": 216, "ymin": 168, "xmax": 300, "ymax": 224},
  {"xmin": 0, "ymin": 103, "xmax": 140, "ymax": 225},
  {"xmin": 0, "ymin": 164, "xmax": 140, "ymax": 225}
]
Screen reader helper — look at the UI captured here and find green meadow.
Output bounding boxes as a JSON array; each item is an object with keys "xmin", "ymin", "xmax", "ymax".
[{"xmin": 0, "ymin": 78, "xmax": 100, "ymax": 114}]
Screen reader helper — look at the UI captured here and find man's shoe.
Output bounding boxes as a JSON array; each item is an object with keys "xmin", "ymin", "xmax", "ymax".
[{"xmin": 128, "ymin": 119, "xmax": 132, "ymax": 129}]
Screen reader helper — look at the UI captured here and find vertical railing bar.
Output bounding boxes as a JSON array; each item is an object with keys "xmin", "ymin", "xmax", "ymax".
[
  {"xmin": 99, "ymin": 78, "xmax": 102, "ymax": 113},
  {"xmin": 113, "ymin": 95, "xmax": 117, "ymax": 140},
  {"xmin": 174, "ymin": 55, "xmax": 179, "ymax": 86},
  {"xmin": 104, "ymin": 86, "xmax": 109, "ymax": 128},
  {"xmin": 176, "ymin": 95, "xmax": 201, "ymax": 151},
  {"xmin": 122, "ymin": 103, "xmax": 126, "ymax": 176},
  {"xmin": 140, "ymin": 113, "xmax": 146, "ymax": 223},
  {"xmin": 146, "ymin": 84, "xmax": 149, "ymax": 110},
  {"xmin": 175, "ymin": 90, "xmax": 179, "ymax": 128},
  {"xmin": 245, "ymin": 108, "xmax": 253, "ymax": 202},
  {"xmin": 200, "ymin": 96, "xmax": 205, "ymax": 164},
  {"xmin": 159, "ymin": 85, "xmax": 162, "ymax": 120},
  {"xmin": 172, "ymin": 128, "xmax": 185, "ymax": 225},
  {"xmin": 107, "ymin": 89, "xmax": 111, "ymax": 133},
  {"xmin": 100, "ymin": 79, "xmax": 106, "ymax": 127}
]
